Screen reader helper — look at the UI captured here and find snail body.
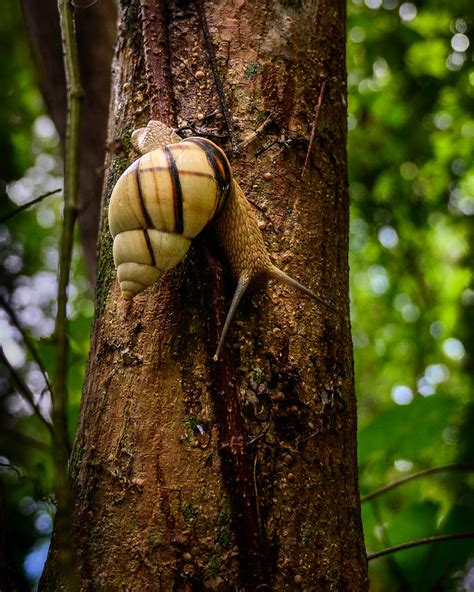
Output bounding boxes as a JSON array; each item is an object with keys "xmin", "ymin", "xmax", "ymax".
[{"xmin": 109, "ymin": 120, "xmax": 333, "ymax": 360}]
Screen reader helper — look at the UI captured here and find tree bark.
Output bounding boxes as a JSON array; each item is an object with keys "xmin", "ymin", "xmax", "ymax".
[{"xmin": 42, "ymin": 0, "xmax": 368, "ymax": 590}]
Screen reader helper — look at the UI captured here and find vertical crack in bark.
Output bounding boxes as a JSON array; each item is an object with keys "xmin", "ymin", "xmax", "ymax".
[
  {"xmin": 155, "ymin": 441, "xmax": 177, "ymax": 533},
  {"xmin": 139, "ymin": 0, "xmax": 176, "ymax": 125},
  {"xmin": 206, "ymin": 258, "xmax": 271, "ymax": 590},
  {"xmin": 196, "ymin": 0, "xmax": 238, "ymax": 153}
]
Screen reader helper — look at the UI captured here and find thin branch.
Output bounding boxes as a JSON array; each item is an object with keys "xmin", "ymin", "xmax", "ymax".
[
  {"xmin": 0, "ymin": 295, "xmax": 52, "ymax": 394},
  {"xmin": 0, "ymin": 347, "xmax": 52, "ymax": 433},
  {"xmin": 240, "ymin": 112, "xmax": 274, "ymax": 149},
  {"xmin": 361, "ymin": 464, "xmax": 474, "ymax": 503},
  {"xmin": 367, "ymin": 532, "xmax": 474, "ymax": 561},
  {"xmin": 0, "ymin": 461, "xmax": 22, "ymax": 480},
  {"xmin": 255, "ymin": 140, "xmax": 282, "ymax": 158},
  {"xmin": 301, "ymin": 80, "xmax": 326, "ymax": 178},
  {"xmin": 1, "ymin": 427, "xmax": 50, "ymax": 451},
  {"xmin": 55, "ymin": 0, "xmax": 83, "ymax": 453},
  {"xmin": 0, "ymin": 460, "xmax": 53, "ymax": 496},
  {"xmin": 53, "ymin": 0, "xmax": 84, "ymax": 589},
  {"xmin": 0, "ymin": 189, "xmax": 61, "ymax": 224},
  {"xmin": 196, "ymin": 0, "xmax": 238, "ymax": 153},
  {"xmin": 175, "ymin": 54, "xmax": 198, "ymax": 80}
]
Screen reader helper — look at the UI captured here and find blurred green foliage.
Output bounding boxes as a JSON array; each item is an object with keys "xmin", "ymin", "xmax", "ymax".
[
  {"xmin": 0, "ymin": 3, "xmax": 93, "ymax": 589},
  {"xmin": 348, "ymin": 0, "xmax": 473, "ymax": 589},
  {"xmin": 0, "ymin": 0, "xmax": 472, "ymax": 590}
]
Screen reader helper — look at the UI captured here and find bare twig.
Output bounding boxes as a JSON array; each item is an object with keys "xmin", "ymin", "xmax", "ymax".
[
  {"xmin": 247, "ymin": 419, "xmax": 272, "ymax": 446},
  {"xmin": 361, "ymin": 464, "xmax": 474, "ymax": 503},
  {"xmin": 255, "ymin": 140, "xmax": 282, "ymax": 158},
  {"xmin": 301, "ymin": 81, "xmax": 326, "ymax": 178},
  {"xmin": 0, "ymin": 347, "xmax": 52, "ymax": 433},
  {"xmin": 196, "ymin": 0, "xmax": 238, "ymax": 153},
  {"xmin": 53, "ymin": 0, "xmax": 84, "ymax": 588},
  {"xmin": 1, "ymin": 426, "xmax": 50, "ymax": 451},
  {"xmin": 0, "ymin": 461, "xmax": 22, "ymax": 480},
  {"xmin": 240, "ymin": 113, "xmax": 274, "ymax": 149},
  {"xmin": 55, "ymin": 0, "xmax": 83, "ymax": 451},
  {"xmin": 0, "ymin": 189, "xmax": 61, "ymax": 224},
  {"xmin": 367, "ymin": 532, "xmax": 474, "ymax": 561},
  {"xmin": 175, "ymin": 55, "xmax": 198, "ymax": 80},
  {"xmin": 0, "ymin": 295, "xmax": 52, "ymax": 394}
]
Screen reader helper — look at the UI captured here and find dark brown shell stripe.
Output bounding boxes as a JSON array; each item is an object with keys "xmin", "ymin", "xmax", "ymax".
[
  {"xmin": 142, "ymin": 229, "xmax": 157, "ymax": 268},
  {"xmin": 184, "ymin": 137, "xmax": 232, "ymax": 216},
  {"xmin": 130, "ymin": 154, "xmax": 188, "ymax": 237},
  {"xmin": 134, "ymin": 161, "xmax": 154, "ymax": 229},
  {"xmin": 164, "ymin": 146, "xmax": 184, "ymax": 235},
  {"xmin": 135, "ymin": 163, "xmax": 165, "ymax": 271}
]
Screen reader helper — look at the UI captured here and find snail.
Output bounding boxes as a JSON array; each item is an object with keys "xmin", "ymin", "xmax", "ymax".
[{"xmin": 108, "ymin": 120, "xmax": 335, "ymax": 360}]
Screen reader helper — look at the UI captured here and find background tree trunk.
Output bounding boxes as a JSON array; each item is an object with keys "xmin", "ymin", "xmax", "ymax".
[
  {"xmin": 20, "ymin": 0, "xmax": 117, "ymax": 282},
  {"xmin": 42, "ymin": 0, "xmax": 368, "ymax": 589}
]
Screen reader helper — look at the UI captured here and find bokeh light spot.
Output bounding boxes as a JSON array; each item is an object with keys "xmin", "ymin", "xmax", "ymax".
[
  {"xmin": 442, "ymin": 337, "xmax": 465, "ymax": 360},
  {"xmin": 391, "ymin": 385, "xmax": 413, "ymax": 405},
  {"xmin": 34, "ymin": 512, "xmax": 53, "ymax": 535},
  {"xmin": 365, "ymin": 0, "xmax": 382, "ymax": 9},
  {"xmin": 451, "ymin": 33, "xmax": 470, "ymax": 52},
  {"xmin": 349, "ymin": 26, "xmax": 366, "ymax": 43},
  {"xmin": 33, "ymin": 116, "xmax": 57, "ymax": 141},
  {"xmin": 369, "ymin": 265, "xmax": 390, "ymax": 295},
  {"xmin": 23, "ymin": 539, "xmax": 50, "ymax": 583},
  {"xmin": 394, "ymin": 459, "xmax": 413, "ymax": 472},
  {"xmin": 400, "ymin": 161, "xmax": 418, "ymax": 180},
  {"xmin": 399, "ymin": 2, "xmax": 416, "ymax": 21},
  {"xmin": 442, "ymin": 425, "xmax": 459, "ymax": 445},
  {"xmin": 378, "ymin": 226, "xmax": 399, "ymax": 248}
]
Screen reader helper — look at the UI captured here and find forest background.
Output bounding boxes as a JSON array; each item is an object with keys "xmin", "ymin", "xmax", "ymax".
[{"xmin": 0, "ymin": 0, "xmax": 472, "ymax": 590}]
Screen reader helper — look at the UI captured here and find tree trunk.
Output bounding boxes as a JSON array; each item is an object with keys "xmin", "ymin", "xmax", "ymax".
[{"xmin": 42, "ymin": 0, "xmax": 368, "ymax": 590}]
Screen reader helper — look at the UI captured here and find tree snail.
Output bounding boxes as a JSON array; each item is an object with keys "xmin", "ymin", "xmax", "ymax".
[{"xmin": 108, "ymin": 120, "xmax": 335, "ymax": 361}]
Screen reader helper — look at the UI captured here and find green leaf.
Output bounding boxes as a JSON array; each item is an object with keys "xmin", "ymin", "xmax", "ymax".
[{"xmin": 359, "ymin": 395, "xmax": 456, "ymax": 464}]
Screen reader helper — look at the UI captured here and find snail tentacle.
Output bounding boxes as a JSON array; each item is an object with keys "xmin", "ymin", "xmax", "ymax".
[
  {"xmin": 213, "ymin": 272, "xmax": 251, "ymax": 362},
  {"xmin": 267, "ymin": 265, "xmax": 338, "ymax": 315}
]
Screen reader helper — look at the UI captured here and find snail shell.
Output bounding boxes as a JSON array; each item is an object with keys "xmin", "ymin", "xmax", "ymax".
[{"xmin": 108, "ymin": 137, "xmax": 232, "ymax": 300}]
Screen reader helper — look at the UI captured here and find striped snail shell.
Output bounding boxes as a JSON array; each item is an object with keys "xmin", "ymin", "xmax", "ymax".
[
  {"xmin": 108, "ymin": 136, "xmax": 231, "ymax": 300},
  {"xmin": 109, "ymin": 121, "xmax": 336, "ymax": 360}
]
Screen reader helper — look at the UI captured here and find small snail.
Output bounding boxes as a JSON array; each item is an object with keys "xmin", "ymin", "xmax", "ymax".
[{"xmin": 108, "ymin": 120, "xmax": 334, "ymax": 360}]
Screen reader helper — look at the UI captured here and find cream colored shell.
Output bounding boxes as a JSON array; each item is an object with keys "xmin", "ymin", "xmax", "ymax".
[{"xmin": 108, "ymin": 137, "xmax": 232, "ymax": 299}]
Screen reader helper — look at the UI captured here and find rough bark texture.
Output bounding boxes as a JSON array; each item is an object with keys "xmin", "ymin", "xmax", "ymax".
[
  {"xmin": 20, "ymin": 0, "xmax": 117, "ymax": 282},
  {"xmin": 42, "ymin": 0, "xmax": 368, "ymax": 590}
]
